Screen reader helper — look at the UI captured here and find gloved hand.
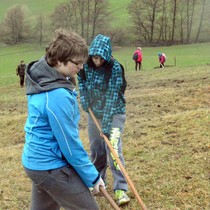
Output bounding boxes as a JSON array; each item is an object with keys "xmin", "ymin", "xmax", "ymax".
[{"xmin": 93, "ymin": 177, "xmax": 105, "ymax": 194}]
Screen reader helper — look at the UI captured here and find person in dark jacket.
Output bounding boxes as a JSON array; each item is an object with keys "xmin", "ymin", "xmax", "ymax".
[
  {"xmin": 22, "ymin": 28, "xmax": 105, "ymax": 210},
  {"xmin": 78, "ymin": 34, "xmax": 130, "ymax": 206},
  {"xmin": 16, "ymin": 60, "xmax": 26, "ymax": 87}
]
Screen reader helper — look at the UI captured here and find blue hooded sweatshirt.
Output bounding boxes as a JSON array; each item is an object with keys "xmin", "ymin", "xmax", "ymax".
[{"xmin": 22, "ymin": 56, "xmax": 99, "ymax": 188}]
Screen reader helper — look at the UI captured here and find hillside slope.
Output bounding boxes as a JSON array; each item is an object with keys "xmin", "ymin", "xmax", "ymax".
[{"xmin": 0, "ymin": 64, "xmax": 209, "ymax": 209}]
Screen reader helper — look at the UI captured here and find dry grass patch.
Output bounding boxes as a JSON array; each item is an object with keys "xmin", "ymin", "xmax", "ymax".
[{"xmin": 0, "ymin": 65, "xmax": 209, "ymax": 209}]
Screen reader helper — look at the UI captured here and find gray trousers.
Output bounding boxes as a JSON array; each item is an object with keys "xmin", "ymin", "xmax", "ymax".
[
  {"xmin": 24, "ymin": 165, "xmax": 99, "ymax": 210},
  {"xmin": 88, "ymin": 113, "xmax": 128, "ymax": 191}
]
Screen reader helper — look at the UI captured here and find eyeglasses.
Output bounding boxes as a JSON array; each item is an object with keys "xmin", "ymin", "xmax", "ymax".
[{"xmin": 69, "ymin": 59, "xmax": 83, "ymax": 69}]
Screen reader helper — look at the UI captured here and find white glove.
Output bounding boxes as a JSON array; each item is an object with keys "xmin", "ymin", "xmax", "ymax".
[{"xmin": 93, "ymin": 177, "xmax": 105, "ymax": 194}]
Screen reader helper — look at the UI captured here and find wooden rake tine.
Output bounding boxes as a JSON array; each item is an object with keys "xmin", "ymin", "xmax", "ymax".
[
  {"xmin": 89, "ymin": 108, "xmax": 147, "ymax": 210},
  {"xmin": 99, "ymin": 186, "xmax": 121, "ymax": 210}
]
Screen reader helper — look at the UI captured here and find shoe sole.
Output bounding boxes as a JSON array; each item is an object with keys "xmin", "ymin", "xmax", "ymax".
[{"xmin": 117, "ymin": 199, "xmax": 130, "ymax": 206}]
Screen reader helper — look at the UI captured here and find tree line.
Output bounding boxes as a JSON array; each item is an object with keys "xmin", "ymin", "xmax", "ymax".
[
  {"xmin": 128, "ymin": 0, "xmax": 209, "ymax": 46},
  {"xmin": 0, "ymin": 0, "xmax": 209, "ymax": 46}
]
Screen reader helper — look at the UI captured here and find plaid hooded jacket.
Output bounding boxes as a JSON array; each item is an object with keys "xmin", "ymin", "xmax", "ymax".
[{"xmin": 78, "ymin": 34, "xmax": 126, "ymax": 135}]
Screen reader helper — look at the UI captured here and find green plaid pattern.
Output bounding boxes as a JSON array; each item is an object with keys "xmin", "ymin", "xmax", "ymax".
[
  {"xmin": 78, "ymin": 34, "xmax": 126, "ymax": 134},
  {"xmin": 89, "ymin": 34, "xmax": 112, "ymax": 62},
  {"xmin": 78, "ymin": 62, "xmax": 126, "ymax": 134}
]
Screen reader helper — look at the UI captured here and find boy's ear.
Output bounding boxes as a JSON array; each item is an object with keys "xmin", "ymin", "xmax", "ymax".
[{"xmin": 57, "ymin": 60, "xmax": 62, "ymax": 66}]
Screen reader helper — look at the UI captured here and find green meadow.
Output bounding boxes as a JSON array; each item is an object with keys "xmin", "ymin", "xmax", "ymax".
[{"xmin": 0, "ymin": 42, "xmax": 209, "ymax": 86}]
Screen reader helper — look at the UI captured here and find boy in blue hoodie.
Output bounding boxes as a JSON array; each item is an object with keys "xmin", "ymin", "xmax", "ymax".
[
  {"xmin": 22, "ymin": 29, "xmax": 105, "ymax": 210},
  {"xmin": 78, "ymin": 34, "xmax": 130, "ymax": 206}
]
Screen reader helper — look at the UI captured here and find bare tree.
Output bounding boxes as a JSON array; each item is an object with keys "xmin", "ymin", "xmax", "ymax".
[
  {"xmin": 86, "ymin": 0, "xmax": 91, "ymax": 43},
  {"xmin": 128, "ymin": 0, "xmax": 210, "ymax": 45},
  {"xmin": 186, "ymin": 0, "xmax": 196, "ymax": 43},
  {"xmin": 77, "ymin": 0, "xmax": 85, "ymax": 37},
  {"xmin": 50, "ymin": 0, "xmax": 109, "ymax": 43},
  {"xmin": 160, "ymin": 0, "xmax": 167, "ymax": 42},
  {"xmin": 70, "ymin": 0, "xmax": 80, "ymax": 33},
  {"xmin": 195, "ymin": 0, "xmax": 206, "ymax": 43},
  {"xmin": 128, "ymin": 0, "xmax": 150, "ymax": 45},
  {"xmin": 89, "ymin": 0, "xmax": 109, "ymax": 41},
  {"xmin": 128, "ymin": 0, "xmax": 162, "ymax": 45},
  {"xmin": 1, "ymin": 5, "xmax": 29, "ymax": 44},
  {"xmin": 34, "ymin": 14, "xmax": 44, "ymax": 45},
  {"xmin": 179, "ymin": 4, "xmax": 185, "ymax": 43},
  {"xmin": 171, "ymin": 0, "xmax": 178, "ymax": 43},
  {"xmin": 50, "ymin": 2, "xmax": 73, "ymax": 31}
]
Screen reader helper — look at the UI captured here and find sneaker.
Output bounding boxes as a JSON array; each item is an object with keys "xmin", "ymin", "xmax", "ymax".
[{"xmin": 115, "ymin": 190, "xmax": 130, "ymax": 206}]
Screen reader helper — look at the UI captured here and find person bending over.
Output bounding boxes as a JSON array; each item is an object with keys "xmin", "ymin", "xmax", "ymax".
[{"xmin": 78, "ymin": 34, "xmax": 130, "ymax": 206}]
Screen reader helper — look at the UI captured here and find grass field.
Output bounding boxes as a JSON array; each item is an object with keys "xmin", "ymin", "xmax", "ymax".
[
  {"xmin": 0, "ymin": 42, "xmax": 209, "ymax": 85},
  {"xmin": 0, "ymin": 43, "xmax": 209, "ymax": 209}
]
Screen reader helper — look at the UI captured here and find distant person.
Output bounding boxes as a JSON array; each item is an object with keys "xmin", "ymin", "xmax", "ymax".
[
  {"xmin": 16, "ymin": 60, "xmax": 26, "ymax": 87},
  {"xmin": 132, "ymin": 47, "xmax": 143, "ymax": 71},
  {"xmin": 78, "ymin": 34, "xmax": 130, "ymax": 206},
  {"xmin": 22, "ymin": 28, "xmax": 105, "ymax": 210},
  {"xmin": 158, "ymin": 52, "xmax": 166, "ymax": 68}
]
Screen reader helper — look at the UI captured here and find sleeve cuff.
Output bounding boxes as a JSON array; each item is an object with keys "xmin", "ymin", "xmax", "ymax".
[{"xmin": 92, "ymin": 173, "xmax": 100, "ymax": 185}]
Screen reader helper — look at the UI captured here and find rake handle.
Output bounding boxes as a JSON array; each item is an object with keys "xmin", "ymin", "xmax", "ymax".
[
  {"xmin": 89, "ymin": 108, "xmax": 147, "ymax": 210},
  {"xmin": 99, "ymin": 186, "xmax": 121, "ymax": 210}
]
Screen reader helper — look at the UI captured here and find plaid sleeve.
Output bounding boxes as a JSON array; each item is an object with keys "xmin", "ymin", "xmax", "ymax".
[
  {"xmin": 101, "ymin": 62, "xmax": 123, "ymax": 134},
  {"xmin": 78, "ymin": 71, "xmax": 89, "ymax": 112}
]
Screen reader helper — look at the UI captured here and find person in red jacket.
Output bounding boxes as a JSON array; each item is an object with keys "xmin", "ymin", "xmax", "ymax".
[
  {"xmin": 133, "ymin": 47, "xmax": 143, "ymax": 71},
  {"xmin": 158, "ymin": 52, "xmax": 166, "ymax": 68}
]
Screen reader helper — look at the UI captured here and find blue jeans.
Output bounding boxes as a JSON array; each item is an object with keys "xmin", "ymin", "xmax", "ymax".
[
  {"xmin": 88, "ymin": 113, "xmax": 128, "ymax": 191},
  {"xmin": 24, "ymin": 165, "xmax": 99, "ymax": 210}
]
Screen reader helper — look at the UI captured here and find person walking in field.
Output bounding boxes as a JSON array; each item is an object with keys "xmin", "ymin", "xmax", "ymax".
[
  {"xmin": 16, "ymin": 60, "xmax": 26, "ymax": 87},
  {"xmin": 21, "ymin": 28, "xmax": 105, "ymax": 210},
  {"xmin": 78, "ymin": 34, "xmax": 130, "ymax": 206},
  {"xmin": 158, "ymin": 52, "xmax": 166, "ymax": 68},
  {"xmin": 132, "ymin": 47, "xmax": 143, "ymax": 71}
]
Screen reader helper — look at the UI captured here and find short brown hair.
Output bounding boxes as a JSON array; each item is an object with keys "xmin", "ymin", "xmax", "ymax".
[{"xmin": 46, "ymin": 28, "xmax": 88, "ymax": 66}]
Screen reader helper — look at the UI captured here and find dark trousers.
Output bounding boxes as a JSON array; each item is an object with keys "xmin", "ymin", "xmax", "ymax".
[
  {"xmin": 88, "ymin": 114, "xmax": 128, "ymax": 192},
  {"xmin": 160, "ymin": 63, "xmax": 165, "ymax": 68},
  {"xmin": 135, "ymin": 62, "xmax": 141, "ymax": 71},
  {"xmin": 19, "ymin": 75, "xmax": 25, "ymax": 87},
  {"xmin": 24, "ymin": 166, "xmax": 99, "ymax": 210}
]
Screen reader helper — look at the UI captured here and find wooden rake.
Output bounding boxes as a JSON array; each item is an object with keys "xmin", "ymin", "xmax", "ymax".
[
  {"xmin": 99, "ymin": 186, "xmax": 121, "ymax": 210},
  {"xmin": 89, "ymin": 108, "xmax": 147, "ymax": 210}
]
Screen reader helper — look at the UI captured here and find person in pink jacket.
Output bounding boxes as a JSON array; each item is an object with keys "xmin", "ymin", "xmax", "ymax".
[
  {"xmin": 133, "ymin": 47, "xmax": 143, "ymax": 71},
  {"xmin": 158, "ymin": 52, "xmax": 166, "ymax": 68}
]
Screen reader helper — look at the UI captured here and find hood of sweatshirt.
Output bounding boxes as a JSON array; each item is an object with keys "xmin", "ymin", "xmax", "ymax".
[
  {"xmin": 88, "ymin": 34, "xmax": 112, "ymax": 63},
  {"xmin": 26, "ymin": 56, "xmax": 75, "ymax": 95}
]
